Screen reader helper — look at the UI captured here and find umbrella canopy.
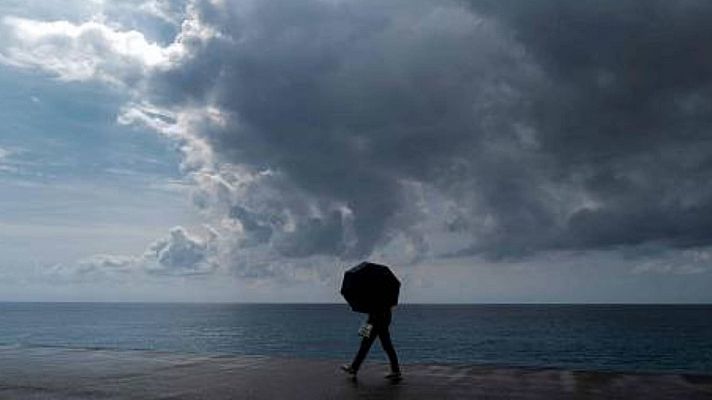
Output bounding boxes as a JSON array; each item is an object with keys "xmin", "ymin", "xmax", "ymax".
[{"xmin": 340, "ymin": 262, "xmax": 400, "ymax": 313}]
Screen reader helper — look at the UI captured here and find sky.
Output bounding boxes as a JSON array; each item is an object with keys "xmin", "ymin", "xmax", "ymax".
[{"xmin": 1, "ymin": 0, "xmax": 711, "ymax": 303}]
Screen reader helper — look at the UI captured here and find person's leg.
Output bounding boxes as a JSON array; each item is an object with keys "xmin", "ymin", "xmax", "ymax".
[
  {"xmin": 351, "ymin": 333, "xmax": 377, "ymax": 372},
  {"xmin": 378, "ymin": 328, "xmax": 400, "ymax": 373}
]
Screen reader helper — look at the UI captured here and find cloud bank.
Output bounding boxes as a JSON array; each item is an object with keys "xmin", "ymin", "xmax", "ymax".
[
  {"xmin": 4, "ymin": 0, "xmax": 712, "ymax": 280},
  {"xmin": 55, "ymin": 226, "xmax": 216, "ymax": 278}
]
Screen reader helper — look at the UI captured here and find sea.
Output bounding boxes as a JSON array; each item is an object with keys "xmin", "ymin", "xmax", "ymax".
[{"xmin": 0, "ymin": 303, "xmax": 710, "ymax": 375}]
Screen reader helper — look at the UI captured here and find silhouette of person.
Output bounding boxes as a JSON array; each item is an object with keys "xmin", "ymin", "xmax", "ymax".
[{"xmin": 341, "ymin": 306, "xmax": 401, "ymax": 380}]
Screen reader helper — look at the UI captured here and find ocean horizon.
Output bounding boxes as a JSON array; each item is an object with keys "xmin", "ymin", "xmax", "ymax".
[{"xmin": 1, "ymin": 302, "xmax": 710, "ymax": 375}]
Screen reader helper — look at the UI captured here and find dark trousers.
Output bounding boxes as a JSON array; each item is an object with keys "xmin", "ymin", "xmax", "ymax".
[{"xmin": 350, "ymin": 326, "xmax": 400, "ymax": 373}]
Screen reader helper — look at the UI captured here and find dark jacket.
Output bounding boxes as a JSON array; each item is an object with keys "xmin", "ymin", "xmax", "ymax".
[{"xmin": 367, "ymin": 308, "xmax": 392, "ymax": 329}]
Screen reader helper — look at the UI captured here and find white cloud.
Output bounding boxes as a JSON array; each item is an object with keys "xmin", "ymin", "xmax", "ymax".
[
  {"xmin": 75, "ymin": 254, "xmax": 136, "ymax": 274},
  {"xmin": 1, "ymin": 17, "xmax": 158, "ymax": 85},
  {"xmin": 0, "ymin": 147, "xmax": 19, "ymax": 173},
  {"xmin": 0, "ymin": 7, "xmax": 213, "ymax": 87},
  {"xmin": 116, "ymin": 101, "xmax": 216, "ymax": 171},
  {"xmin": 65, "ymin": 226, "xmax": 217, "ymax": 278},
  {"xmin": 144, "ymin": 226, "xmax": 217, "ymax": 275}
]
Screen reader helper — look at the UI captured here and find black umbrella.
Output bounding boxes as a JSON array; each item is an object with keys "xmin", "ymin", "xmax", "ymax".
[{"xmin": 340, "ymin": 262, "xmax": 400, "ymax": 313}]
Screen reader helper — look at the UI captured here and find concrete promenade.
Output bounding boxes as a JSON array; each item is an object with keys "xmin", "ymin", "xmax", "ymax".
[{"xmin": 0, "ymin": 346, "xmax": 710, "ymax": 399}]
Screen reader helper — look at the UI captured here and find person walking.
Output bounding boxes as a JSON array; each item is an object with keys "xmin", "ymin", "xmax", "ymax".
[{"xmin": 341, "ymin": 306, "xmax": 401, "ymax": 381}]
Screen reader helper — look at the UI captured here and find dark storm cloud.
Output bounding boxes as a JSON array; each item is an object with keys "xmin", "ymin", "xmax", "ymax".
[
  {"xmin": 140, "ymin": 0, "xmax": 712, "ymax": 260},
  {"xmin": 463, "ymin": 0, "xmax": 712, "ymax": 253},
  {"xmin": 147, "ymin": 0, "xmax": 535, "ymax": 259}
]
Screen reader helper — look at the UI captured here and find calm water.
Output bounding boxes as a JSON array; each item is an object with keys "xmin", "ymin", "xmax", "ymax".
[{"xmin": 0, "ymin": 303, "xmax": 710, "ymax": 374}]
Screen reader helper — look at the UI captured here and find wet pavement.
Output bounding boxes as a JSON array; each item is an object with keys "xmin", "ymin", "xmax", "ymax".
[{"xmin": 0, "ymin": 346, "xmax": 710, "ymax": 399}]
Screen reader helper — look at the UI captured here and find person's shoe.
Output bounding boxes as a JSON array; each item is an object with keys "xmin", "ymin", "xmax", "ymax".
[
  {"xmin": 385, "ymin": 371, "xmax": 402, "ymax": 381},
  {"xmin": 340, "ymin": 364, "xmax": 357, "ymax": 376}
]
